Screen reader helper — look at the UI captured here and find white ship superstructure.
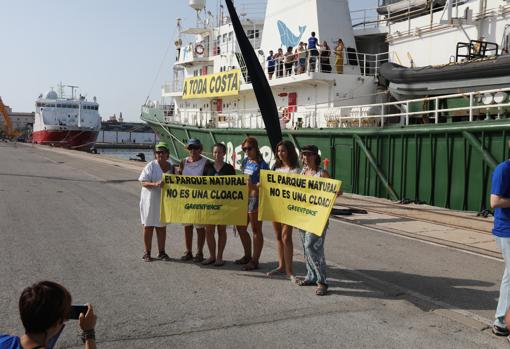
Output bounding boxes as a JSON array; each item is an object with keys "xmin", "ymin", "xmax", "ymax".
[
  {"xmin": 145, "ymin": 0, "xmax": 509, "ymax": 130},
  {"xmin": 32, "ymin": 85, "xmax": 101, "ymax": 150}
]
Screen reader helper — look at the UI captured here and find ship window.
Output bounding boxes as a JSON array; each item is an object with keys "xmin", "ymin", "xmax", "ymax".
[
  {"xmin": 228, "ymin": 32, "xmax": 233, "ymax": 41},
  {"xmin": 57, "ymin": 104, "xmax": 62, "ymax": 108},
  {"xmin": 222, "ymin": 33, "xmax": 227, "ymax": 42}
]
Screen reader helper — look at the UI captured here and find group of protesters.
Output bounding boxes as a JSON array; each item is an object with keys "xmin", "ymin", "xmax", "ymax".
[
  {"xmin": 266, "ymin": 32, "xmax": 345, "ymax": 79},
  {"xmin": 138, "ymin": 136, "xmax": 334, "ymax": 296}
]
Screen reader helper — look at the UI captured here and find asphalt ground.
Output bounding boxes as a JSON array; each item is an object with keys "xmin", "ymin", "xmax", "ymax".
[{"xmin": 0, "ymin": 142, "xmax": 508, "ymax": 348}]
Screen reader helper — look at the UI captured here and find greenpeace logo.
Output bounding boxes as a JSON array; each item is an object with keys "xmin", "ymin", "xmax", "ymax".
[
  {"xmin": 184, "ymin": 204, "xmax": 222, "ymax": 210},
  {"xmin": 287, "ymin": 204, "xmax": 317, "ymax": 217}
]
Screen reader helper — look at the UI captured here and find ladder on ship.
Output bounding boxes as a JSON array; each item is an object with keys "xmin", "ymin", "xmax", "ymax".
[{"xmin": 235, "ymin": 52, "xmax": 251, "ymax": 83}]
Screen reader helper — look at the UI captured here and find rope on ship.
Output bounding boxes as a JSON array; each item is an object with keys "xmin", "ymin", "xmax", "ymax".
[{"xmin": 151, "ymin": 113, "xmax": 214, "ymax": 162}]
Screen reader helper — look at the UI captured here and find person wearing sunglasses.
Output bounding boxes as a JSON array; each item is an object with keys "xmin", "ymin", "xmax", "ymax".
[
  {"xmin": 267, "ymin": 140, "xmax": 301, "ymax": 283},
  {"xmin": 178, "ymin": 138, "xmax": 211, "ymax": 263},
  {"xmin": 0, "ymin": 281, "xmax": 96, "ymax": 349},
  {"xmin": 236, "ymin": 137, "xmax": 269, "ymax": 271},
  {"xmin": 138, "ymin": 142, "xmax": 175, "ymax": 262},
  {"xmin": 296, "ymin": 145, "xmax": 332, "ymax": 296}
]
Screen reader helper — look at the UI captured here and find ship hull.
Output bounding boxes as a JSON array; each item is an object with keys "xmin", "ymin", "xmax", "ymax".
[
  {"xmin": 32, "ymin": 129, "xmax": 99, "ymax": 151},
  {"xmin": 142, "ymin": 108, "xmax": 510, "ymax": 213}
]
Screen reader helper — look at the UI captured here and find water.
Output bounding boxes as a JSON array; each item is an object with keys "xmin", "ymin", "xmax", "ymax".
[{"xmin": 97, "ymin": 148, "xmax": 154, "ymax": 161}]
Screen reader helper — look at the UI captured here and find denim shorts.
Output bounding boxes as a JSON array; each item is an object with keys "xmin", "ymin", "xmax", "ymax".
[{"xmin": 248, "ymin": 196, "xmax": 259, "ymax": 213}]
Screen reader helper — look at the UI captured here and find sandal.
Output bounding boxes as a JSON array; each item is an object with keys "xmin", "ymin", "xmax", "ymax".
[
  {"xmin": 142, "ymin": 252, "xmax": 152, "ymax": 262},
  {"xmin": 234, "ymin": 256, "xmax": 251, "ymax": 265},
  {"xmin": 315, "ymin": 283, "xmax": 328, "ymax": 296},
  {"xmin": 201, "ymin": 257, "xmax": 215, "ymax": 265},
  {"xmin": 157, "ymin": 251, "xmax": 171, "ymax": 261},
  {"xmin": 296, "ymin": 279, "xmax": 316, "ymax": 286},
  {"xmin": 289, "ymin": 275, "xmax": 299, "ymax": 284},
  {"xmin": 214, "ymin": 260, "xmax": 225, "ymax": 267},
  {"xmin": 193, "ymin": 252, "xmax": 204, "ymax": 263},
  {"xmin": 241, "ymin": 260, "xmax": 259, "ymax": 271},
  {"xmin": 180, "ymin": 251, "xmax": 193, "ymax": 261},
  {"xmin": 266, "ymin": 267, "xmax": 285, "ymax": 277}
]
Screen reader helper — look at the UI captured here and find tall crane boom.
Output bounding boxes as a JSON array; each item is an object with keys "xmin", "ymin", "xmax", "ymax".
[{"xmin": 0, "ymin": 97, "xmax": 20, "ymax": 138}]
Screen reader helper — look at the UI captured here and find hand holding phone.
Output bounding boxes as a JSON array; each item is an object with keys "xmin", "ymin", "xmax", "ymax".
[{"xmin": 68, "ymin": 304, "xmax": 88, "ymax": 320}]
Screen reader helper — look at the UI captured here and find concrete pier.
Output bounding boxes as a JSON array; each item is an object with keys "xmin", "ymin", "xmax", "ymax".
[{"xmin": 0, "ymin": 142, "xmax": 507, "ymax": 348}]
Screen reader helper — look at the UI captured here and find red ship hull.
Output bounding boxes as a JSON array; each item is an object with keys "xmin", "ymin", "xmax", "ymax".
[{"xmin": 32, "ymin": 130, "xmax": 99, "ymax": 151}]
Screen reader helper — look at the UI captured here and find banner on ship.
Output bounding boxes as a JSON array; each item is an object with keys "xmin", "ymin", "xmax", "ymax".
[
  {"xmin": 182, "ymin": 69, "xmax": 241, "ymax": 99},
  {"xmin": 258, "ymin": 170, "xmax": 342, "ymax": 236},
  {"xmin": 160, "ymin": 174, "xmax": 248, "ymax": 225}
]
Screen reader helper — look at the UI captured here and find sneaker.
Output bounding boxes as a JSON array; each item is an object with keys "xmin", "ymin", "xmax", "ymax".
[
  {"xmin": 142, "ymin": 252, "xmax": 152, "ymax": 262},
  {"xmin": 492, "ymin": 324, "xmax": 510, "ymax": 336},
  {"xmin": 157, "ymin": 251, "xmax": 171, "ymax": 261}
]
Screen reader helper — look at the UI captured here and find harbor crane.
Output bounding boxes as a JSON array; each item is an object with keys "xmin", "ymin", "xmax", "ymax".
[{"xmin": 0, "ymin": 97, "xmax": 21, "ymax": 139}]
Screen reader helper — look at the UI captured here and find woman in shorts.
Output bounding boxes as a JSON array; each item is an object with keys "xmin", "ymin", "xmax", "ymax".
[
  {"xmin": 236, "ymin": 137, "xmax": 269, "ymax": 271},
  {"xmin": 138, "ymin": 142, "xmax": 175, "ymax": 262},
  {"xmin": 202, "ymin": 143, "xmax": 236, "ymax": 266},
  {"xmin": 267, "ymin": 140, "xmax": 300, "ymax": 282}
]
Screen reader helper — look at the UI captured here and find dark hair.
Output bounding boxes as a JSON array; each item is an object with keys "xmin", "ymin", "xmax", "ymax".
[
  {"xmin": 311, "ymin": 31, "xmax": 316, "ymax": 36},
  {"xmin": 242, "ymin": 136, "xmax": 263, "ymax": 162},
  {"xmin": 19, "ymin": 281, "xmax": 72, "ymax": 333},
  {"xmin": 274, "ymin": 140, "xmax": 299, "ymax": 169},
  {"xmin": 212, "ymin": 143, "xmax": 226, "ymax": 153}
]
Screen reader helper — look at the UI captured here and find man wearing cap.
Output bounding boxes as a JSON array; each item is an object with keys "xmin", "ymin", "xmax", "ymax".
[
  {"xmin": 178, "ymin": 138, "xmax": 211, "ymax": 262},
  {"xmin": 138, "ymin": 142, "xmax": 175, "ymax": 262}
]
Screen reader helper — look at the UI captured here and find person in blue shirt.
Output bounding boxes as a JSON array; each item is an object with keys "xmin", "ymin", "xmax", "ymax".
[
  {"xmin": 0, "ymin": 281, "xmax": 96, "ymax": 349},
  {"xmin": 235, "ymin": 137, "xmax": 269, "ymax": 271},
  {"xmin": 266, "ymin": 50, "xmax": 275, "ymax": 80},
  {"xmin": 491, "ymin": 158, "xmax": 510, "ymax": 336},
  {"xmin": 307, "ymin": 31, "xmax": 321, "ymax": 72}
]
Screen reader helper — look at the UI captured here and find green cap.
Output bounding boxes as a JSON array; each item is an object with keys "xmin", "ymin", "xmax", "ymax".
[{"xmin": 155, "ymin": 141, "xmax": 169, "ymax": 150}]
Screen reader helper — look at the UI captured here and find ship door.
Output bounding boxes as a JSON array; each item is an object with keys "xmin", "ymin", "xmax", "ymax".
[
  {"xmin": 211, "ymin": 98, "xmax": 223, "ymax": 123},
  {"xmin": 288, "ymin": 92, "xmax": 297, "ymax": 112}
]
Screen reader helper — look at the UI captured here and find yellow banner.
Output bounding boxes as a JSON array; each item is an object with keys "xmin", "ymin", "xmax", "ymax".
[
  {"xmin": 160, "ymin": 174, "xmax": 248, "ymax": 226},
  {"xmin": 258, "ymin": 170, "xmax": 342, "ymax": 236},
  {"xmin": 182, "ymin": 69, "xmax": 241, "ymax": 99}
]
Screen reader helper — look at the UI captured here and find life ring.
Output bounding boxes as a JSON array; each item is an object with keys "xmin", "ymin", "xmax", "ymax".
[
  {"xmin": 194, "ymin": 44, "xmax": 205, "ymax": 55},
  {"xmin": 280, "ymin": 108, "xmax": 291, "ymax": 123}
]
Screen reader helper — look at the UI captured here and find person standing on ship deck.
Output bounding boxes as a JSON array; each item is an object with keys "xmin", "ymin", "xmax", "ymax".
[
  {"xmin": 320, "ymin": 41, "xmax": 332, "ymax": 73},
  {"xmin": 267, "ymin": 50, "xmax": 275, "ymax": 80},
  {"xmin": 335, "ymin": 39, "xmax": 345, "ymax": 74},
  {"xmin": 138, "ymin": 142, "xmax": 175, "ymax": 262},
  {"xmin": 307, "ymin": 31, "xmax": 320, "ymax": 72},
  {"xmin": 235, "ymin": 137, "xmax": 269, "ymax": 271},
  {"xmin": 490, "ymin": 150, "xmax": 510, "ymax": 336},
  {"xmin": 202, "ymin": 143, "xmax": 236, "ymax": 267},
  {"xmin": 296, "ymin": 144, "xmax": 341, "ymax": 296},
  {"xmin": 267, "ymin": 140, "xmax": 300, "ymax": 283},
  {"xmin": 284, "ymin": 46, "xmax": 295, "ymax": 77},
  {"xmin": 178, "ymin": 138, "xmax": 211, "ymax": 263}
]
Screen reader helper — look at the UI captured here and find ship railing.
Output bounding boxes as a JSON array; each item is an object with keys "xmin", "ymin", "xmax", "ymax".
[
  {"xmin": 241, "ymin": 49, "xmax": 388, "ymax": 84},
  {"xmin": 162, "ymin": 87, "xmax": 510, "ymax": 129},
  {"xmin": 351, "ymin": 0, "xmax": 452, "ymax": 30},
  {"xmin": 323, "ymin": 87, "xmax": 510, "ymax": 128}
]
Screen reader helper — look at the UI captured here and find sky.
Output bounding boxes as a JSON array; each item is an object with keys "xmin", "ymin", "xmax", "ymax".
[{"xmin": 0, "ymin": 0, "xmax": 377, "ymax": 122}]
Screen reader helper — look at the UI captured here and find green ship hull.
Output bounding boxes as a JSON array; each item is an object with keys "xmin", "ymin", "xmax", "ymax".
[{"xmin": 142, "ymin": 109, "xmax": 510, "ymax": 213}]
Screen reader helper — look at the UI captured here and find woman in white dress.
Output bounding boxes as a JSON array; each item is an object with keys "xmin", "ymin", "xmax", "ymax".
[
  {"xmin": 267, "ymin": 140, "xmax": 300, "ymax": 282},
  {"xmin": 138, "ymin": 142, "xmax": 175, "ymax": 262}
]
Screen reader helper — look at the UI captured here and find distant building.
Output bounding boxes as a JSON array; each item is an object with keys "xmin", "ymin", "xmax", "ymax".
[{"xmin": 0, "ymin": 105, "xmax": 34, "ymax": 131}]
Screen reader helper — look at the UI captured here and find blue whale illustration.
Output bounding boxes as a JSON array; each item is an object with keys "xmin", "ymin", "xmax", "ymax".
[{"xmin": 277, "ymin": 20, "xmax": 306, "ymax": 48}]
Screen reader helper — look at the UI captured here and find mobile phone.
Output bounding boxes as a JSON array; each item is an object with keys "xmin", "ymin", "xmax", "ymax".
[{"xmin": 68, "ymin": 304, "xmax": 88, "ymax": 320}]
